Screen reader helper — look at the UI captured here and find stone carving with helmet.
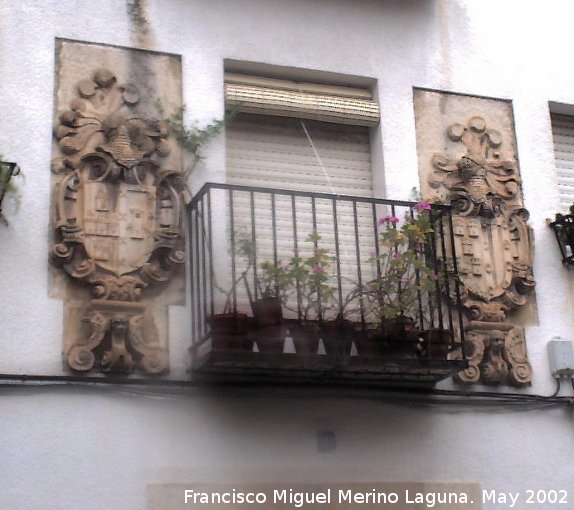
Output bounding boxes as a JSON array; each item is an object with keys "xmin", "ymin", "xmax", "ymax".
[
  {"xmin": 429, "ymin": 116, "xmax": 535, "ymax": 385},
  {"xmin": 51, "ymin": 68, "xmax": 184, "ymax": 375}
]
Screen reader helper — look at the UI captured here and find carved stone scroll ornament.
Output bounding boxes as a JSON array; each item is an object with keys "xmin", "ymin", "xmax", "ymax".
[
  {"xmin": 51, "ymin": 68, "xmax": 184, "ymax": 374},
  {"xmin": 429, "ymin": 116, "xmax": 535, "ymax": 385}
]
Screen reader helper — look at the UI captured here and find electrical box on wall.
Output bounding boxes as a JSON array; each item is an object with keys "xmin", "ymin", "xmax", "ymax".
[{"xmin": 548, "ymin": 339, "xmax": 574, "ymax": 378}]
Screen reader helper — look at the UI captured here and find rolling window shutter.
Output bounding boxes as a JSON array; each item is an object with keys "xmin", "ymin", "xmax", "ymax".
[
  {"xmin": 223, "ymin": 74, "xmax": 379, "ymax": 318},
  {"xmin": 226, "ymin": 113, "xmax": 373, "ymax": 196},
  {"xmin": 225, "ymin": 113, "xmax": 377, "ymax": 318},
  {"xmin": 225, "ymin": 72, "xmax": 380, "ymax": 127},
  {"xmin": 551, "ymin": 113, "xmax": 574, "ymax": 210}
]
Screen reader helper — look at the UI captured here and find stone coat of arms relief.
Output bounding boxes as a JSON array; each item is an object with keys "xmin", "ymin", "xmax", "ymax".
[
  {"xmin": 414, "ymin": 91, "xmax": 535, "ymax": 385},
  {"xmin": 51, "ymin": 45, "xmax": 184, "ymax": 375}
]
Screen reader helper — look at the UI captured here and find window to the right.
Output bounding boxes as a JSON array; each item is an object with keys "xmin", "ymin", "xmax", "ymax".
[{"xmin": 551, "ymin": 112, "xmax": 574, "ymax": 210}]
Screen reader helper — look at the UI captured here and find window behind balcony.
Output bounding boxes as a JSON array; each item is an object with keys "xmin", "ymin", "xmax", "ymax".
[
  {"xmin": 224, "ymin": 73, "xmax": 380, "ymax": 319},
  {"xmin": 227, "ymin": 113, "xmax": 372, "ymax": 196}
]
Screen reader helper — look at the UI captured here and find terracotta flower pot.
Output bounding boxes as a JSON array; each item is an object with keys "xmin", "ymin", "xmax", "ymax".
[
  {"xmin": 417, "ymin": 328, "xmax": 452, "ymax": 359},
  {"xmin": 375, "ymin": 315, "xmax": 419, "ymax": 358},
  {"xmin": 320, "ymin": 318, "xmax": 355, "ymax": 357},
  {"xmin": 209, "ymin": 313, "xmax": 253, "ymax": 352},
  {"xmin": 252, "ymin": 296, "xmax": 282, "ymax": 326},
  {"xmin": 355, "ymin": 329, "xmax": 384, "ymax": 357},
  {"xmin": 254, "ymin": 323, "xmax": 287, "ymax": 354},
  {"xmin": 290, "ymin": 322, "xmax": 320, "ymax": 355},
  {"xmin": 383, "ymin": 315, "xmax": 419, "ymax": 343}
]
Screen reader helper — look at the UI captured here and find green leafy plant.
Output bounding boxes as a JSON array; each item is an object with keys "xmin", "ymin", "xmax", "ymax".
[
  {"xmin": 364, "ymin": 201, "xmax": 438, "ymax": 322},
  {"xmin": 156, "ymin": 103, "xmax": 235, "ymax": 202},
  {"xmin": 259, "ymin": 233, "xmax": 337, "ymax": 321},
  {"xmin": 213, "ymin": 230, "xmax": 256, "ymax": 313},
  {"xmin": 157, "ymin": 102, "xmax": 236, "ymax": 174},
  {"xmin": 166, "ymin": 106, "xmax": 231, "ymax": 164},
  {"xmin": 259, "ymin": 259, "xmax": 293, "ymax": 303}
]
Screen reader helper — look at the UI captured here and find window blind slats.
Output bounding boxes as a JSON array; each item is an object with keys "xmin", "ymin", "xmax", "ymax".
[{"xmin": 551, "ymin": 113, "xmax": 574, "ymax": 210}]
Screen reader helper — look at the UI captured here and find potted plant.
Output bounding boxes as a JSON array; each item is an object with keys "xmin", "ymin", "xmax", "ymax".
[
  {"xmin": 361, "ymin": 201, "xmax": 438, "ymax": 357},
  {"xmin": 319, "ymin": 297, "xmax": 360, "ymax": 358},
  {"xmin": 416, "ymin": 328, "xmax": 453, "ymax": 360},
  {"xmin": 257, "ymin": 232, "xmax": 337, "ymax": 355},
  {"xmin": 248, "ymin": 260, "xmax": 291, "ymax": 354},
  {"xmin": 254, "ymin": 260, "xmax": 291, "ymax": 327},
  {"xmin": 209, "ymin": 234, "xmax": 255, "ymax": 352},
  {"xmin": 209, "ymin": 309, "xmax": 252, "ymax": 352},
  {"xmin": 287, "ymin": 233, "xmax": 336, "ymax": 354}
]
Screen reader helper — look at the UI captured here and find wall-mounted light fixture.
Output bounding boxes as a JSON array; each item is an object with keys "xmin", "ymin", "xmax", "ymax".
[
  {"xmin": 0, "ymin": 161, "xmax": 20, "ymax": 224},
  {"xmin": 549, "ymin": 213, "xmax": 574, "ymax": 266}
]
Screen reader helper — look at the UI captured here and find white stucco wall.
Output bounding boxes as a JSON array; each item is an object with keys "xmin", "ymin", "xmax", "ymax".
[{"xmin": 1, "ymin": 1, "xmax": 574, "ymax": 509}]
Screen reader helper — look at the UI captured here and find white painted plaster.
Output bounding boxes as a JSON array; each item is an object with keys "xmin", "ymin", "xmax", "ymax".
[{"xmin": 1, "ymin": 1, "xmax": 574, "ymax": 509}]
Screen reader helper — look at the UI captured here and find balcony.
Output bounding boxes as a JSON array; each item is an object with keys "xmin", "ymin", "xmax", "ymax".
[{"xmin": 188, "ymin": 183, "xmax": 468, "ymax": 386}]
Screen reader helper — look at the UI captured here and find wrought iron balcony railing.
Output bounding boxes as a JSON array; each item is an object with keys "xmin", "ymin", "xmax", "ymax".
[{"xmin": 188, "ymin": 183, "xmax": 468, "ymax": 386}]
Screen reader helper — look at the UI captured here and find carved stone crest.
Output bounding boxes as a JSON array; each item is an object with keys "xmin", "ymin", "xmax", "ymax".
[
  {"xmin": 51, "ymin": 49, "xmax": 184, "ymax": 375},
  {"xmin": 414, "ymin": 91, "xmax": 535, "ymax": 385}
]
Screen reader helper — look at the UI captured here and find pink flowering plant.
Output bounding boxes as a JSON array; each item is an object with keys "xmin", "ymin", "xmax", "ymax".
[
  {"xmin": 259, "ymin": 232, "xmax": 336, "ymax": 320},
  {"xmin": 364, "ymin": 201, "xmax": 438, "ymax": 321}
]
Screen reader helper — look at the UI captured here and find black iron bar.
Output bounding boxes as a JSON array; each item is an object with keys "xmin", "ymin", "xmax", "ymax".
[
  {"xmin": 271, "ymin": 193, "xmax": 279, "ymax": 299},
  {"xmin": 447, "ymin": 209, "xmax": 466, "ymax": 357},
  {"xmin": 428, "ymin": 209, "xmax": 441, "ymax": 330},
  {"xmin": 352, "ymin": 200, "xmax": 365, "ymax": 325},
  {"xmin": 395, "ymin": 205, "xmax": 404, "ymax": 316},
  {"xmin": 207, "ymin": 190, "xmax": 215, "ymax": 319},
  {"xmin": 437, "ymin": 210, "xmax": 451, "ymax": 336},
  {"xmin": 414, "ymin": 206, "xmax": 426, "ymax": 330},
  {"xmin": 189, "ymin": 182, "xmax": 451, "ymax": 210},
  {"xmin": 372, "ymin": 202, "xmax": 382, "ymax": 278},
  {"xmin": 291, "ymin": 195, "xmax": 302, "ymax": 320},
  {"xmin": 229, "ymin": 189, "xmax": 237, "ymax": 315},
  {"xmin": 250, "ymin": 191, "xmax": 258, "ymax": 300},
  {"xmin": 415, "ymin": 264, "xmax": 424, "ymax": 331},
  {"xmin": 198, "ymin": 197, "xmax": 207, "ymax": 338},
  {"xmin": 193, "ymin": 202, "xmax": 202, "ymax": 341},
  {"xmin": 332, "ymin": 198, "xmax": 343, "ymax": 317},
  {"xmin": 200, "ymin": 193, "xmax": 208, "ymax": 335},
  {"xmin": 189, "ymin": 205, "xmax": 197, "ymax": 346},
  {"xmin": 311, "ymin": 196, "xmax": 322, "ymax": 320}
]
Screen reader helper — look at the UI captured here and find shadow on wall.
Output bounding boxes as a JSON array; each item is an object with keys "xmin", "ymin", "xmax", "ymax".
[{"xmin": 188, "ymin": 393, "xmax": 437, "ymax": 463}]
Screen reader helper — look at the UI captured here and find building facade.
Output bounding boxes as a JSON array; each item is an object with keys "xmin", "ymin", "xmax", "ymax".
[{"xmin": 1, "ymin": 1, "xmax": 574, "ymax": 509}]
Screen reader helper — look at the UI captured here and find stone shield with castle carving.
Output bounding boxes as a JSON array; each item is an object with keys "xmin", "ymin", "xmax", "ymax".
[
  {"xmin": 83, "ymin": 181, "xmax": 156, "ymax": 276},
  {"xmin": 50, "ymin": 40, "xmax": 184, "ymax": 375},
  {"xmin": 451, "ymin": 214, "xmax": 531, "ymax": 307},
  {"xmin": 413, "ymin": 89, "xmax": 535, "ymax": 385}
]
